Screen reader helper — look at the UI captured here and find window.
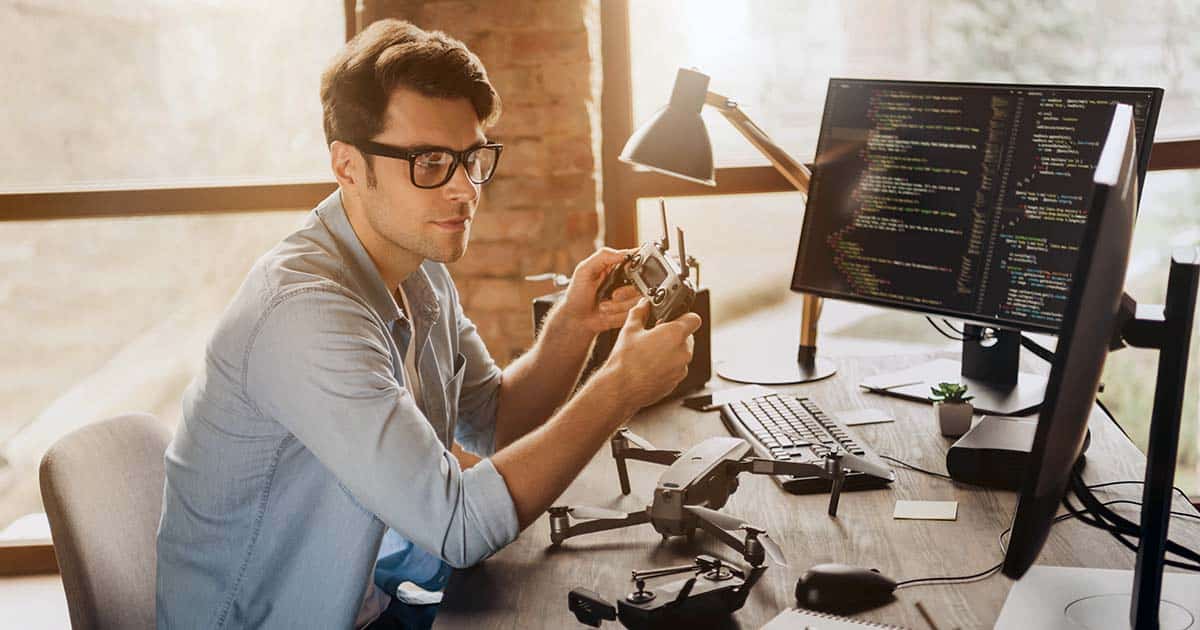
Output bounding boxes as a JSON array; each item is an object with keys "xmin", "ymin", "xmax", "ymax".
[
  {"xmin": 0, "ymin": 0, "xmax": 344, "ymax": 537},
  {"xmin": 630, "ymin": 0, "xmax": 1200, "ymax": 171},
  {"xmin": 614, "ymin": 0, "xmax": 1200, "ymax": 492},
  {"xmin": 2, "ymin": 0, "xmax": 342, "ymax": 191}
]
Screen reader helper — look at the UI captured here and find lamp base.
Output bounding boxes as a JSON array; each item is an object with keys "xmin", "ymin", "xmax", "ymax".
[{"xmin": 717, "ymin": 346, "xmax": 837, "ymax": 385}]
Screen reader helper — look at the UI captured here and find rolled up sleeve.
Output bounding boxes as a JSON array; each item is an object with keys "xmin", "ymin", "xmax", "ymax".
[{"xmin": 244, "ymin": 287, "xmax": 519, "ymax": 568}]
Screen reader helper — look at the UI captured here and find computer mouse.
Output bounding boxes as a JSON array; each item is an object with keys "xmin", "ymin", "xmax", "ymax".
[{"xmin": 794, "ymin": 563, "xmax": 897, "ymax": 614}]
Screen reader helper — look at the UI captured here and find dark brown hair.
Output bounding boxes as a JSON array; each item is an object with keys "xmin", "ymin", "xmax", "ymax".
[{"xmin": 320, "ymin": 19, "xmax": 500, "ymax": 147}]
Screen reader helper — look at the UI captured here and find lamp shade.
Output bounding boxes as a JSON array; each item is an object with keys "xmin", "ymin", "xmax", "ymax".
[{"xmin": 618, "ymin": 68, "xmax": 716, "ymax": 186}]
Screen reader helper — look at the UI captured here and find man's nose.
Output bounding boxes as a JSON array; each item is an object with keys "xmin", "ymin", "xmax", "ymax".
[{"xmin": 443, "ymin": 163, "xmax": 478, "ymax": 203}]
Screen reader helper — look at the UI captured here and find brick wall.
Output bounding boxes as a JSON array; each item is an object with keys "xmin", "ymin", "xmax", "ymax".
[{"xmin": 372, "ymin": 0, "xmax": 604, "ymax": 363}]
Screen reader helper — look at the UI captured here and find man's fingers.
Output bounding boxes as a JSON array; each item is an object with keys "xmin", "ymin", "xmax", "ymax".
[
  {"xmin": 586, "ymin": 247, "xmax": 629, "ymax": 271},
  {"xmin": 601, "ymin": 313, "xmax": 629, "ymax": 329},
  {"xmin": 611, "ymin": 285, "xmax": 640, "ymax": 302},
  {"xmin": 623, "ymin": 298, "xmax": 651, "ymax": 331},
  {"xmin": 671, "ymin": 312, "xmax": 703, "ymax": 336},
  {"xmin": 599, "ymin": 293, "xmax": 640, "ymax": 314}
]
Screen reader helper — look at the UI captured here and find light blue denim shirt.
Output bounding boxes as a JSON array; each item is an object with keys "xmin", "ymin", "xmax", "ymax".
[{"xmin": 156, "ymin": 191, "xmax": 520, "ymax": 629}]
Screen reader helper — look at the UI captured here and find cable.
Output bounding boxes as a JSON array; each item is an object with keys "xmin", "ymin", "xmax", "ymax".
[
  {"xmin": 1093, "ymin": 397, "xmax": 1134, "ymax": 443},
  {"xmin": 879, "ymin": 455, "xmax": 1198, "ymax": 510},
  {"xmin": 925, "ymin": 316, "xmax": 968, "ymax": 341},
  {"xmin": 880, "ymin": 447, "xmax": 1200, "ymax": 580},
  {"xmin": 1018, "ymin": 334, "xmax": 1056, "ymax": 363},
  {"xmin": 1096, "ymin": 499, "xmax": 1200, "ymax": 523},
  {"xmin": 898, "ymin": 496, "xmax": 1200, "ymax": 589},
  {"xmin": 1088, "ymin": 480, "xmax": 1194, "ymax": 506},
  {"xmin": 1068, "ymin": 472, "xmax": 1200, "ymax": 570},
  {"xmin": 895, "ymin": 561, "xmax": 1002, "ymax": 588},
  {"xmin": 941, "ymin": 319, "xmax": 984, "ymax": 341},
  {"xmin": 878, "ymin": 454, "xmax": 953, "ymax": 481}
]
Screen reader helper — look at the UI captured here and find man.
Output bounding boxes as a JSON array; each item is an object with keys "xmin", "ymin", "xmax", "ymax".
[{"xmin": 156, "ymin": 18, "xmax": 701, "ymax": 630}]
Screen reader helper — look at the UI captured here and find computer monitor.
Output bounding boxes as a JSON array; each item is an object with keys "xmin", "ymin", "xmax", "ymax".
[
  {"xmin": 1003, "ymin": 103, "xmax": 1137, "ymax": 580},
  {"xmin": 792, "ymin": 79, "xmax": 1162, "ymax": 415},
  {"xmin": 995, "ymin": 104, "xmax": 1200, "ymax": 630}
]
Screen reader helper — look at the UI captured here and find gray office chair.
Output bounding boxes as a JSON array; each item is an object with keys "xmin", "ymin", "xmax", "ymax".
[{"xmin": 39, "ymin": 413, "xmax": 171, "ymax": 630}]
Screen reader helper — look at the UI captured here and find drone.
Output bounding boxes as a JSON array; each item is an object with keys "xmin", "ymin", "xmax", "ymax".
[{"xmin": 548, "ymin": 428, "xmax": 895, "ymax": 568}]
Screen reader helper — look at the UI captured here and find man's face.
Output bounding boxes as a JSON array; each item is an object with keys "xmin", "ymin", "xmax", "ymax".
[{"xmin": 354, "ymin": 89, "xmax": 486, "ymax": 265}]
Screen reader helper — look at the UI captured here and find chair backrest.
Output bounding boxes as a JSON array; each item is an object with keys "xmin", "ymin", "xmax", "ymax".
[{"xmin": 39, "ymin": 413, "xmax": 171, "ymax": 630}]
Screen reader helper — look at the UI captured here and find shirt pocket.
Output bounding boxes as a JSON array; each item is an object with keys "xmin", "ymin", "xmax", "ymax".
[{"xmin": 443, "ymin": 351, "xmax": 467, "ymax": 431}]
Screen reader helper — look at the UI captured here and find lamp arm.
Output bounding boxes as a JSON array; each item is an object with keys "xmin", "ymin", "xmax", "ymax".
[
  {"xmin": 704, "ymin": 92, "xmax": 811, "ymax": 193},
  {"xmin": 705, "ymin": 91, "xmax": 823, "ymax": 348}
]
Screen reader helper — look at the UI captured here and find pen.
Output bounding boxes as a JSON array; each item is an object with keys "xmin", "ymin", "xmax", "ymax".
[{"xmin": 915, "ymin": 601, "xmax": 940, "ymax": 630}]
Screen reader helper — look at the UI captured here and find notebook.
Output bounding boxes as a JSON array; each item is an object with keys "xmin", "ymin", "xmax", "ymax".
[{"xmin": 761, "ymin": 608, "xmax": 908, "ymax": 629}]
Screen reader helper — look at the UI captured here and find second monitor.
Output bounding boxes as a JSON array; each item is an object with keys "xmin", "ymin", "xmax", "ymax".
[{"xmin": 792, "ymin": 79, "xmax": 1162, "ymax": 414}]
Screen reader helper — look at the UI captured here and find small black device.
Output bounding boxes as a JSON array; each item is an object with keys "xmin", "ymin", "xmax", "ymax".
[
  {"xmin": 794, "ymin": 563, "xmax": 897, "ymax": 615},
  {"xmin": 532, "ymin": 289, "xmax": 711, "ymax": 400},
  {"xmin": 532, "ymin": 198, "xmax": 710, "ymax": 399},
  {"xmin": 568, "ymin": 555, "xmax": 766, "ymax": 629},
  {"xmin": 945, "ymin": 415, "xmax": 1089, "ymax": 490},
  {"xmin": 719, "ymin": 392, "xmax": 893, "ymax": 494},
  {"xmin": 596, "ymin": 199, "xmax": 697, "ymax": 328}
]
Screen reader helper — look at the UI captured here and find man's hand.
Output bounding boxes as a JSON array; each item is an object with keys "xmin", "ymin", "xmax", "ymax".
[
  {"xmin": 603, "ymin": 299, "xmax": 703, "ymax": 413},
  {"xmin": 558, "ymin": 247, "xmax": 641, "ymax": 336}
]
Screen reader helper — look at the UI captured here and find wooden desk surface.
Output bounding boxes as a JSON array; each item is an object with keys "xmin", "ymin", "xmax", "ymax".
[{"xmin": 439, "ymin": 350, "xmax": 1200, "ymax": 629}]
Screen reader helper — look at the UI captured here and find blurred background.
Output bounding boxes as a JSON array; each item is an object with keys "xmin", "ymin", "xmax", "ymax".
[{"xmin": 0, "ymin": 0, "xmax": 1196, "ymax": 541}]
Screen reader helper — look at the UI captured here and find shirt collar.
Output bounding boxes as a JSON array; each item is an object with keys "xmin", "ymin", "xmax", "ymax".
[{"xmin": 315, "ymin": 190, "xmax": 440, "ymax": 326}]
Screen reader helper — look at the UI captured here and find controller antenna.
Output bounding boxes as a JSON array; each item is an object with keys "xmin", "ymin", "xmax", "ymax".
[
  {"xmin": 658, "ymin": 198, "xmax": 669, "ymax": 253},
  {"xmin": 677, "ymin": 227, "xmax": 689, "ymax": 281}
]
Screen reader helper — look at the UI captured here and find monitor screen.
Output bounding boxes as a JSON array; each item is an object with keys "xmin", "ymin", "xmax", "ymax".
[{"xmin": 792, "ymin": 79, "xmax": 1161, "ymax": 334}]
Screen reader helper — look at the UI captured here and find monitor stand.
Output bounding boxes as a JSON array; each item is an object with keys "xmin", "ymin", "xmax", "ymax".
[
  {"xmin": 995, "ymin": 565, "xmax": 1200, "ymax": 630},
  {"xmin": 858, "ymin": 326, "xmax": 1047, "ymax": 416}
]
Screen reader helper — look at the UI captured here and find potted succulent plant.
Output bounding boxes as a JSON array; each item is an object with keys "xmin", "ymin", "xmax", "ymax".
[{"xmin": 930, "ymin": 382, "xmax": 975, "ymax": 437}]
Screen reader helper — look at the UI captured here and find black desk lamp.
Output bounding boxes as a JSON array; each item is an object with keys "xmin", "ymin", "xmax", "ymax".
[{"xmin": 619, "ymin": 68, "xmax": 835, "ymax": 384}]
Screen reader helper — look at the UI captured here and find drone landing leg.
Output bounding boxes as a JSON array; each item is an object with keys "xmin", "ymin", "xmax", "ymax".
[{"xmin": 827, "ymin": 456, "xmax": 846, "ymax": 517}]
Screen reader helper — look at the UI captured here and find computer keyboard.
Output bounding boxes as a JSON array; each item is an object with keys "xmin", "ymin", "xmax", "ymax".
[{"xmin": 720, "ymin": 392, "xmax": 893, "ymax": 494}]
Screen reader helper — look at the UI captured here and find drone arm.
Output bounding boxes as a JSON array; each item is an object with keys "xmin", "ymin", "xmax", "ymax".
[
  {"xmin": 551, "ymin": 508, "xmax": 651, "ymax": 545},
  {"xmin": 612, "ymin": 429, "xmax": 680, "ymax": 463},
  {"xmin": 733, "ymin": 457, "xmax": 846, "ymax": 517},
  {"xmin": 732, "ymin": 457, "xmax": 829, "ymax": 479},
  {"xmin": 620, "ymin": 449, "xmax": 683, "ymax": 466},
  {"xmin": 690, "ymin": 509, "xmax": 748, "ymax": 557},
  {"xmin": 611, "ymin": 429, "xmax": 680, "ymax": 494},
  {"xmin": 731, "ymin": 565, "xmax": 769, "ymax": 609}
]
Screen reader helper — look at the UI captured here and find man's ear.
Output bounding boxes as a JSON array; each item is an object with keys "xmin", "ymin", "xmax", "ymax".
[{"xmin": 329, "ymin": 141, "xmax": 359, "ymax": 188}]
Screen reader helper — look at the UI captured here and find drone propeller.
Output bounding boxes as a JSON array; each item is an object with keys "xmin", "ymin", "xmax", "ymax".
[
  {"xmin": 569, "ymin": 505, "xmax": 629, "ymax": 520},
  {"xmin": 618, "ymin": 429, "xmax": 657, "ymax": 451},
  {"xmin": 836, "ymin": 451, "xmax": 895, "ymax": 482},
  {"xmin": 684, "ymin": 505, "xmax": 788, "ymax": 567}
]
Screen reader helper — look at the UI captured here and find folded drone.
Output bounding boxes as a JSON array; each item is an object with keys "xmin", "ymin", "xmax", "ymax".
[{"xmin": 548, "ymin": 428, "xmax": 895, "ymax": 567}]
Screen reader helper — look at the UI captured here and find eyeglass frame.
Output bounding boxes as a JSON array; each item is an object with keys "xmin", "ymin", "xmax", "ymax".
[{"xmin": 355, "ymin": 139, "xmax": 504, "ymax": 189}]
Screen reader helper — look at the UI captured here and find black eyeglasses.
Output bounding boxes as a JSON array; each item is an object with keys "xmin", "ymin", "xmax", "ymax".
[{"xmin": 356, "ymin": 140, "xmax": 503, "ymax": 189}]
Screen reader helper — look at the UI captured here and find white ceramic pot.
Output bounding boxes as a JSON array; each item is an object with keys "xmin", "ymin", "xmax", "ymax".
[{"xmin": 935, "ymin": 401, "xmax": 974, "ymax": 437}]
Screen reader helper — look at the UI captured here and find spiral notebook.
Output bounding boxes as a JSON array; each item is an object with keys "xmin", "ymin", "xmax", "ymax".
[{"xmin": 761, "ymin": 608, "xmax": 908, "ymax": 629}]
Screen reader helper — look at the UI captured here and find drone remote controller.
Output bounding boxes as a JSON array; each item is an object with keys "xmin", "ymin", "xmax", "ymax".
[
  {"xmin": 568, "ymin": 554, "xmax": 765, "ymax": 629},
  {"xmin": 597, "ymin": 199, "xmax": 697, "ymax": 328}
]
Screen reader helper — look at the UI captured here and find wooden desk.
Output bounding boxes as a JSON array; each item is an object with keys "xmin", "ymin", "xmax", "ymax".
[{"xmin": 439, "ymin": 350, "xmax": 1200, "ymax": 629}]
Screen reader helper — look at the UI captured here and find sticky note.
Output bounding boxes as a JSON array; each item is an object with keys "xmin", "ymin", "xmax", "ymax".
[
  {"xmin": 836, "ymin": 408, "xmax": 894, "ymax": 426},
  {"xmin": 894, "ymin": 500, "xmax": 958, "ymax": 521}
]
